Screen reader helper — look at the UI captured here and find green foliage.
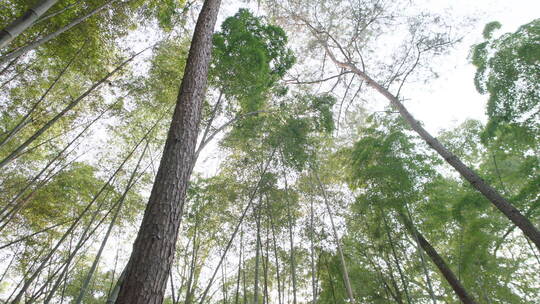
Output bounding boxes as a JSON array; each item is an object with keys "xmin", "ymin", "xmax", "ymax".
[
  {"xmin": 472, "ymin": 19, "xmax": 540, "ymax": 140},
  {"xmin": 211, "ymin": 8, "xmax": 295, "ymax": 113}
]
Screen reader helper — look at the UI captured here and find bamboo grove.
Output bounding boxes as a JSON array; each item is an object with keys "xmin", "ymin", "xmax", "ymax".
[{"xmin": 0, "ymin": 0, "xmax": 538, "ymax": 303}]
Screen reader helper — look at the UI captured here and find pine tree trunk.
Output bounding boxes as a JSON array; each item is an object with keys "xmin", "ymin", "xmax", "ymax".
[
  {"xmin": 0, "ymin": 0, "xmax": 58, "ymax": 49},
  {"xmin": 114, "ymin": 0, "xmax": 221, "ymax": 302}
]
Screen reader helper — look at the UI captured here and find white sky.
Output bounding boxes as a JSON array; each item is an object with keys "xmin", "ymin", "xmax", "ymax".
[{"xmin": 404, "ymin": 0, "xmax": 540, "ymax": 133}]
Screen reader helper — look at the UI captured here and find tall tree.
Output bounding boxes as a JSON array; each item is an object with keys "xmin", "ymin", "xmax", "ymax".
[{"xmin": 115, "ymin": 0, "xmax": 222, "ymax": 302}]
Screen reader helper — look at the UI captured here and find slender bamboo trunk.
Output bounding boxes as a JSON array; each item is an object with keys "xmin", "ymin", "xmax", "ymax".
[
  {"xmin": 262, "ymin": 224, "xmax": 270, "ymax": 304},
  {"xmin": 284, "ymin": 174, "xmax": 297, "ymax": 304},
  {"xmin": 0, "ymin": 39, "xmax": 85, "ymax": 149},
  {"xmin": 234, "ymin": 229, "xmax": 243, "ymax": 304},
  {"xmin": 312, "ymin": 170, "xmax": 355, "ymax": 302},
  {"xmin": 253, "ymin": 199, "xmax": 261, "ymax": 304},
  {"xmin": 115, "ymin": 0, "xmax": 221, "ymax": 302},
  {"xmin": 316, "ymin": 33, "xmax": 540, "ymax": 252},
  {"xmin": 0, "ymin": 0, "xmax": 118, "ymax": 65},
  {"xmin": 75, "ymin": 143, "xmax": 148, "ymax": 304},
  {"xmin": 170, "ymin": 270, "xmax": 177, "ymax": 304},
  {"xmin": 197, "ymin": 150, "xmax": 276, "ymax": 304},
  {"xmin": 309, "ymin": 195, "xmax": 317, "ymax": 304},
  {"xmin": 381, "ymin": 212, "xmax": 412, "ymax": 304},
  {"xmin": 0, "ymin": 45, "xmax": 151, "ymax": 170},
  {"xmin": 0, "ymin": 0, "xmax": 58, "ymax": 49},
  {"xmin": 185, "ymin": 223, "xmax": 200, "ymax": 304},
  {"xmin": 269, "ymin": 207, "xmax": 282, "ymax": 304}
]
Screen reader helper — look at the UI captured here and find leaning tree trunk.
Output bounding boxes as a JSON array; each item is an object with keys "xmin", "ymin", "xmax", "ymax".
[
  {"xmin": 0, "ymin": 0, "xmax": 58, "ymax": 49},
  {"xmin": 316, "ymin": 34, "xmax": 540, "ymax": 252},
  {"xmin": 114, "ymin": 0, "xmax": 221, "ymax": 302},
  {"xmin": 399, "ymin": 214, "xmax": 478, "ymax": 304},
  {"xmin": 0, "ymin": 0, "xmax": 118, "ymax": 66}
]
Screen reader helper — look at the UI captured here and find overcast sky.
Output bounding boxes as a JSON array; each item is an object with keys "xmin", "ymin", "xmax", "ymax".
[{"xmin": 405, "ymin": 0, "xmax": 539, "ymax": 133}]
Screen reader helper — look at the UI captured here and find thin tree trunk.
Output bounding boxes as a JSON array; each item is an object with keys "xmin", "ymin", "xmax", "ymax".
[
  {"xmin": 253, "ymin": 199, "xmax": 261, "ymax": 304},
  {"xmin": 197, "ymin": 150, "xmax": 276, "ymax": 304},
  {"xmin": 399, "ymin": 214, "xmax": 478, "ymax": 304},
  {"xmin": 283, "ymin": 173, "xmax": 297, "ymax": 304},
  {"xmin": 185, "ymin": 222, "xmax": 200, "ymax": 304},
  {"xmin": 0, "ymin": 39, "xmax": 86, "ymax": 149},
  {"xmin": 0, "ymin": 0, "xmax": 58, "ymax": 49},
  {"xmin": 0, "ymin": 0, "xmax": 118, "ymax": 65},
  {"xmin": 115, "ymin": 0, "xmax": 221, "ymax": 302},
  {"xmin": 234, "ymin": 229, "xmax": 243, "ymax": 304},
  {"xmin": 269, "ymin": 207, "xmax": 282, "ymax": 304},
  {"xmin": 312, "ymin": 170, "xmax": 355, "ymax": 302},
  {"xmin": 106, "ymin": 270, "xmax": 126, "ymax": 304},
  {"xmin": 75, "ymin": 143, "xmax": 148, "ymax": 304},
  {"xmin": 403, "ymin": 204, "xmax": 437, "ymax": 304},
  {"xmin": 0, "ymin": 45, "xmax": 150, "ymax": 170},
  {"xmin": 262, "ymin": 224, "xmax": 270, "ymax": 304},
  {"xmin": 381, "ymin": 212, "xmax": 412, "ymax": 304},
  {"xmin": 170, "ymin": 270, "xmax": 177, "ymax": 304},
  {"xmin": 314, "ymin": 31, "xmax": 540, "ymax": 252},
  {"xmin": 309, "ymin": 194, "xmax": 317, "ymax": 304}
]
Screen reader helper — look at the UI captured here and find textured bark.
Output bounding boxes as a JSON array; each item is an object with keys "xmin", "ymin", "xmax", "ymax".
[
  {"xmin": 400, "ymin": 216, "xmax": 478, "ymax": 304},
  {"xmin": 115, "ymin": 0, "xmax": 221, "ymax": 302},
  {"xmin": 0, "ymin": 0, "xmax": 58, "ymax": 49},
  {"xmin": 318, "ymin": 36, "xmax": 540, "ymax": 252}
]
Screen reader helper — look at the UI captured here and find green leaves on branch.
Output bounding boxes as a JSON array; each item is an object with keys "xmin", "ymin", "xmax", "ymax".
[
  {"xmin": 211, "ymin": 8, "xmax": 295, "ymax": 112},
  {"xmin": 472, "ymin": 19, "xmax": 540, "ymax": 141}
]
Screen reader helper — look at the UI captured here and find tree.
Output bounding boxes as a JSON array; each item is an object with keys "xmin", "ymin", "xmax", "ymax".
[
  {"xmin": 115, "ymin": 0, "xmax": 222, "ymax": 302},
  {"xmin": 472, "ymin": 19, "xmax": 540, "ymax": 142}
]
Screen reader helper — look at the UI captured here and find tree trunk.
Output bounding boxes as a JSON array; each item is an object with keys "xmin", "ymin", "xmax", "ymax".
[
  {"xmin": 234, "ymin": 229, "xmax": 243, "ymax": 304},
  {"xmin": 317, "ymin": 33, "xmax": 540, "ymax": 252},
  {"xmin": 399, "ymin": 215, "xmax": 478, "ymax": 304},
  {"xmin": 381, "ymin": 212, "xmax": 412, "ymax": 304},
  {"xmin": 0, "ymin": 0, "xmax": 118, "ymax": 65},
  {"xmin": 284, "ymin": 174, "xmax": 298, "ymax": 304},
  {"xmin": 0, "ymin": 0, "xmax": 58, "ymax": 49},
  {"xmin": 312, "ymin": 171, "xmax": 355, "ymax": 302},
  {"xmin": 253, "ymin": 200, "xmax": 261, "ymax": 304},
  {"xmin": 0, "ymin": 45, "xmax": 150, "ymax": 170},
  {"xmin": 75, "ymin": 143, "xmax": 148, "ymax": 304},
  {"xmin": 309, "ymin": 195, "xmax": 317, "ymax": 304},
  {"xmin": 115, "ymin": 0, "xmax": 221, "ymax": 299},
  {"xmin": 269, "ymin": 208, "xmax": 282, "ymax": 304}
]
